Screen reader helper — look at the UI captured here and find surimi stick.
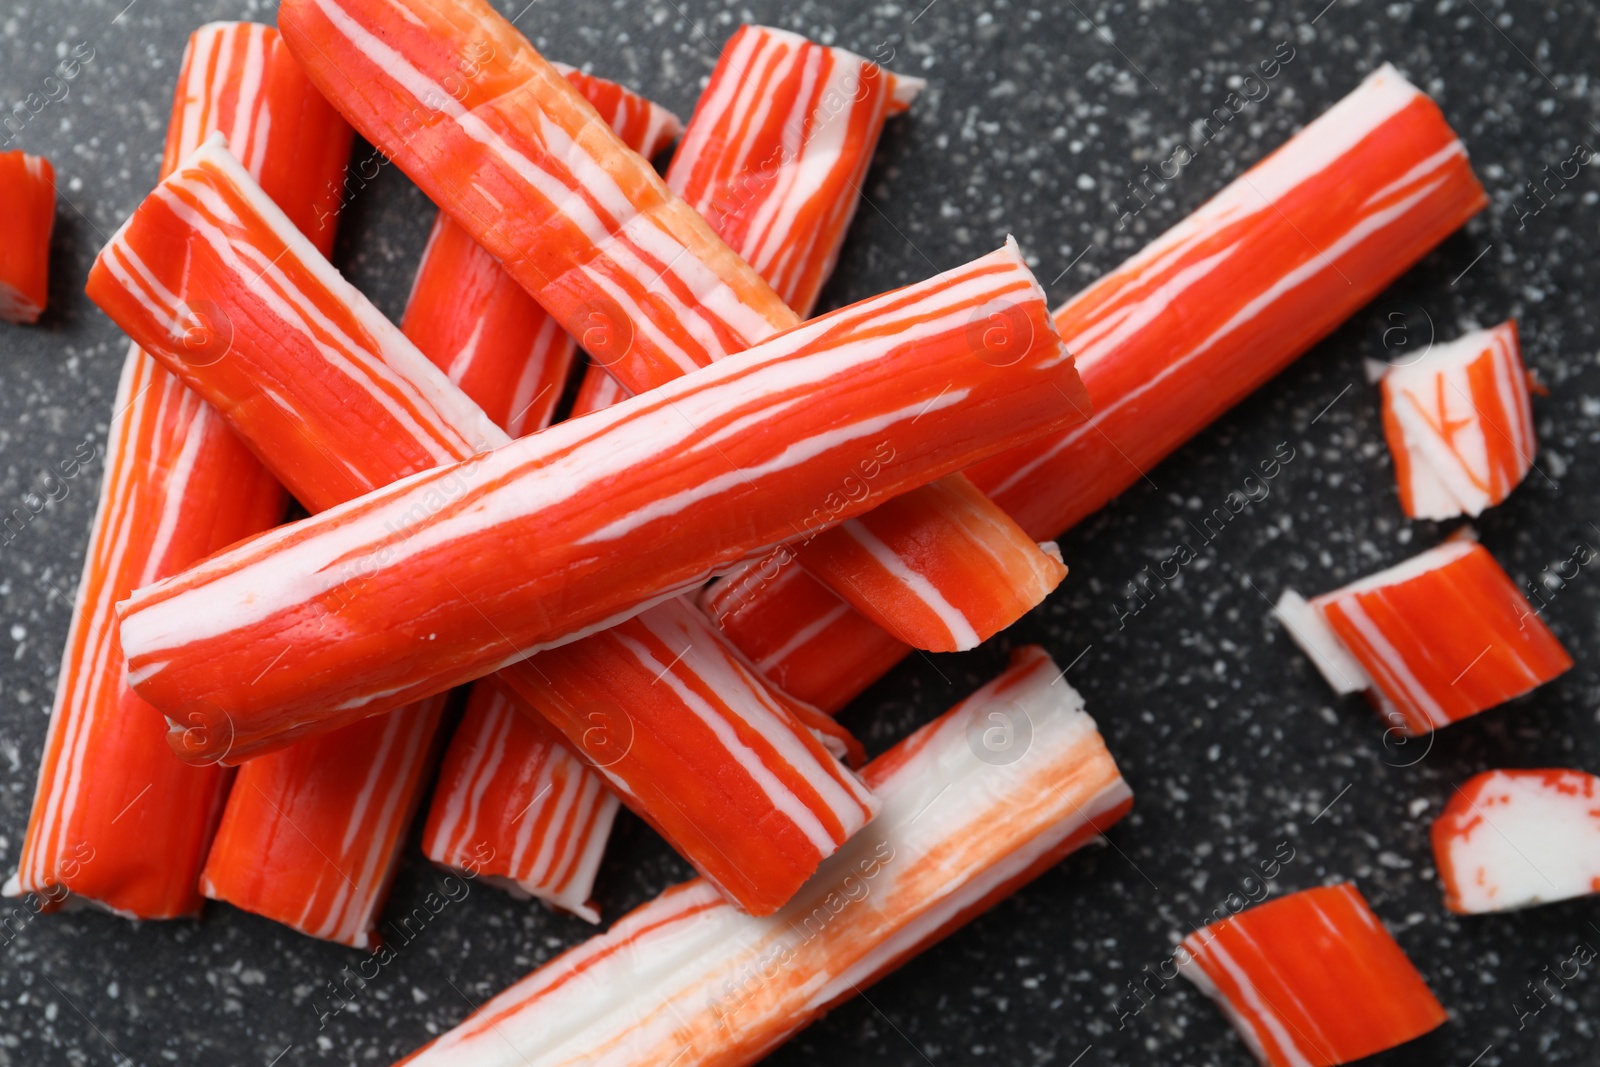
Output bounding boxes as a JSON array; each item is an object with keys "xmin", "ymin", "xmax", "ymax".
[
  {"xmin": 717, "ymin": 63, "xmax": 1489, "ymax": 710},
  {"xmin": 1274, "ymin": 539, "xmax": 1571, "ymax": 734},
  {"xmin": 102, "ymin": 144, "xmax": 1085, "ymax": 759},
  {"xmin": 278, "ymin": 0, "xmax": 1072, "ymax": 654},
  {"xmin": 567, "ymin": 358, "xmax": 631, "ymax": 418},
  {"xmin": 1178, "ymin": 883, "xmax": 1447, "ymax": 1067},
  {"xmin": 90, "ymin": 140, "xmax": 879, "ymax": 915},
  {"xmin": 396, "ymin": 646, "xmax": 1132, "ymax": 1067},
  {"xmin": 1431, "ymin": 768, "xmax": 1600, "ymax": 913},
  {"xmin": 1380, "ymin": 320, "xmax": 1536, "ymax": 520},
  {"xmin": 421, "ymin": 681, "xmax": 617, "ymax": 921},
  {"xmin": 6, "ymin": 21, "xmax": 350, "ymax": 920},
  {"xmin": 402, "ymin": 69, "xmax": 682, "ymax": 437},
  {"xmin": 0, "ymin": 150, "xmax": 55, "ymax": 323}
]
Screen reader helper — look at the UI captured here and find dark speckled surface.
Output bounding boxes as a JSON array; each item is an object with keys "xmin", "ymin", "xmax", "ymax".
[{"xmin": 2, "ymin": 1, "xmax": 1598, "ymax": 1064}]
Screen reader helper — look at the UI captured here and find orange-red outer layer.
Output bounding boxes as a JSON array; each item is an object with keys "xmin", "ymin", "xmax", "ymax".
[{"xmin": 0, "ymin": 150, "xmax": 54, "ymax": 323}]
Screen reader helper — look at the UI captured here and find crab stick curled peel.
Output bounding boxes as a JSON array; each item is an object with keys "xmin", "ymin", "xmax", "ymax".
[
  {"xmin": 717, "ymin": 63, "xmax": 1491, "ymax": 712},
  {"xmin": 396, "ymin": 647, "xmax": 1132, "ymax": 1067},
  {"xmin": 1179, "ymin": 883, "xmax": 1446, "ymax": 1067},
  {"xmin": 0, "ymin": 150, "xmax": 55, "ymax": 323},
  {"xmin": 90, "ymin": 140, "xmax": 886, "ymax": 916},
  {"xmin": 402, "ymin": 69, "xmax": 682, "ymax": 437},
  {"xmin": 1380, "ymin": 320, "xmax": 1537, "ymax": 520},
  {"xmin": 277, "ymin": 0, "xmax": 1068, "ymax": 654},
  {"xmin": 1431, "ymin": 768, "xmax": 1600, "ymax": 914},
  {"xmin": 6, "ymin": 22, "xmax": 350, "ymax": 921},
  {"xmin": 1274, "ymin": 539, "xmax": 1570, "ymax": 736}
]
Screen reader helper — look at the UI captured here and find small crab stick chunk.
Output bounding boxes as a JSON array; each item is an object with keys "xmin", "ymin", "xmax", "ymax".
[
  {"xmin": 1275, "ymin": 540, "xmax": 1571, "ymax": 735},
  {"xmin": 1432, "ymin": 768, "xmax": 1600, "ymax": 914},
  {"xmin": 0, "ymin": 150, "xmax": 54, "ymax": 323},
  {"xmin": 1179, "ymin": 883, "xmax": 1447, "ymax": 1067},
  {"xmin": 422, "ymin": 681, "xmax": 618, "ymax": 922},
  {"xmin": 1380, "ymin": 320, "xmax": 1536, "ymax": 520},
  {"xmin": 395, "ymin": 647, "xmax": 1132, "ymax": 1067}
]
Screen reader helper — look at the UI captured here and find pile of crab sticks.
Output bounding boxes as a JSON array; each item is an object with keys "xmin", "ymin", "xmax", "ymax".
[{"xmin": 2, "ymin": 0, "xmax": 1591, "ymax": 1063}]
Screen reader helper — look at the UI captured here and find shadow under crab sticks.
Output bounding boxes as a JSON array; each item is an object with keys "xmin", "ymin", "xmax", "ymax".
[
  {"xmin": 90, "ymin": 140, "xmax": 877, "ymax": 917},
  {"xmin": 277, "ymin": 0, "xmax": 1069, "ymax": 655},
  {"xmin": 0, "ymin": 150, "xmax": 55, "ymax": 323},
  {"xmin": 395, "ymin": 646, "xmax": 1132, "ymax": 1067},
  {"xmin": 1274, "ymin": 539, "xmax": 1571, "ymax": 735},
  {"xmin": 7, "ymin": 21, "xmax": 350, "ymax": 921}
]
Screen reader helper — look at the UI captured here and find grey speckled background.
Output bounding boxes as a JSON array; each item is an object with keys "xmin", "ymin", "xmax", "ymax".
[{"xmin": 2, "ymin": 0, "xmax": 1599, "ymax": 1064}]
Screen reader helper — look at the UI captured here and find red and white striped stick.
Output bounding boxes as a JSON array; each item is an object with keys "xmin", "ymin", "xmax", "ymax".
[
  {"xmin": 6, "ymin": 22, "xmax": 350, "ymax": 920},
  {"xmin": 395, "ymin": 647, "xmax": 1132, "ymax": 1067},
  {"xmin": 0, "ymin": 149, "xmax": 55, "ymax": 323},
  {"xmin": 713, "ymin": 63, "xmax": 1490, "ymax": 712},
  {"xmin": 277, "ymin": 0, "xmax": 1071, "ymax": 654},
  {"xmin": 91, "ymin": 139, "xmax": 883, "ymax": 915}
]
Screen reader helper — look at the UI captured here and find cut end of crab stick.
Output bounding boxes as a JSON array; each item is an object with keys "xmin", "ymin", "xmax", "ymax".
[
  {"xmin": 396, "ymin": 647, "xmax": 1130, "ymax": 1067},
  {"xmin": 200, "ymin": 695, "xmax": 448, "ymax": 948},
  {"xmin": 1179, "ymin": 883, "xmax": 1446, "ymax": 1067},
  {"xmin": 794, "ymin": 473, "xmax": 1067, "ymax": 652},
  {"xmin": 422, "ymin": 681, "xmax": 616, "ymax": 923},
  {"xmin": 966, "ymin": 62, "xmax": 1488, "ymax": 543},
  {"xmin": 1278, "ymin": 540, "xmax": 1570, "ymax": 734},
  {"xmin": 665, "ymin": 24, "xmax": 923, "ymax": 317},
  {"xmin": 701, "ymin": 553, "xmax": 912, "ymax": 713},
  {"xmin": 1432, "ymin": 768, "xmax": 1600, "ymax": 914},
  {"xmin": 1380, "ymin": 320, "xmax": 1536, "ymax": 520},
  {"xmin": 0, "ymin": 150, "xmax": 55, "ymax": 323}
]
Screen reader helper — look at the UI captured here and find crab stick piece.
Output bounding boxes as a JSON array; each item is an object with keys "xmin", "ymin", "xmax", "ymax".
[
  {"xmin": 93, "ymin": 141, "xmax": 884, "ymax": 915},
  {"xmin": 422, "ymin": 682, "xmax": 617, "ymax": 922},
  {"xmin": 1432, "ymin": 768, "xmax": 1600, "ymax": 914},
  {"xmin": 967, "ymin": 63, "xmax": 1490, "ymax": 542},
  {"xmin": 402, "ymin": 70, "xmax": 681, "ymax": 436},
  {"xmin": 396, "ymin": 646, "xmax": 1132, "ymax": 1067},
  {"xmin": 102, "ymin": 142, "xmax": 1083, "ymax": 755},
  {"xmin": 1380, "ymin": 320, "xmax": 1536, "ymax": 520},
  {"xmin": 279, "ymin": 0, "xmax": 1072, "ymax": 654},
  {"xmin": 0, "ymin": 150, "xmax": 54, "ymax": 323},
  {"xmin": 567, "ymin": 359, "xmax": 631, "ymax": 418},
  {"xmin": 1275, "ymin": 540, "xmax": 1571, "ymax": 735},
  {"xmin": 6, "ymin": 22, "xmax": 350, "ymax": 921},
  {"xmin": 1179, "ymin": 883, "xmax": 1446, "ymax": 1067}
]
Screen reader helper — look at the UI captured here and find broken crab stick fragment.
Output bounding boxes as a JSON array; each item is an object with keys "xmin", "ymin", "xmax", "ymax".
[
  {"xmin": 396, "ymin": 646, "xmax": 1132, "ymax": 1067},
  {"xmin": 1179, "ymin": 883, "xmax": 1446, "ymax": 1067},
  {"xmin": 663, "ymin": 24, "xmax": 924, "ymax": 318},
  {"xmin": 0, "ymin": 150, "xmax": 54, "ymax": 323},
  {"xmin": 402, "ymin": 70, "xmax": 681, "ymax": 436},
  {"xmin": 967, "ymin": 63, "xmax": 1489, "ymax": 542},
  {"xmin": 1432, "ymin": 768, "xmax": 1600, "ymax": 914},
  {"xmin": 91, "ymin": 142, "xmax": 876, "ymax": 916},
  {"xmin": 279, "ymin": 0, "xmax": 1072, "ymax": 654},
  {"xmin": 109, "ymin": 186, "xmax": 1082, "ymax": 757},
  {"xmin": 200, "ymin": 693, "xmax": 448, "ymax": 948},
  {"xmin": 701, "ymin": 555, "xmax": 911, "ymax": 713},
  {"xmin": 1381, "ymin": 320, "xmax": 1536, "ymax": 520},
  {"xmin": 422, "ymin": 681, "xmax": 618, "ymax": 922},
  {"xmin": 1275, "ymin": 540, "xmax": 1571, "ymax": 735},
  {"xmin": 6, "ymin": 21, "xmax": 350, "ymax": 921}
]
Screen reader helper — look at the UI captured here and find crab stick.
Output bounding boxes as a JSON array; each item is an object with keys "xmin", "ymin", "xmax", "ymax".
[
  {"xmin": 101, "ymin": 142, "xmax": 1083, "ymax": 756},
  {"xmin": 966, "ymin": 63, "xmax": 1489, "ymax": 542},
  {"xmin": 278, "ymin": 0, "xmax": 1071, "ymax": 654},
  {"xmin": 567, "ymin": 359, "xmax": 631, "ymax": 418},
  {"xmin": 1275, "ymin": 539, "xmax": 1571, "ymax": 735},
  {"xmin": 396, "ymin": 646, "xmax": 1132, "ymax": 1067},
  {"xmin": 721, "ymin": 64, "xmax": 1489, "ymax": 708},
  {"xmin": 0, "ymin": 150, "xmax": 54, "ymax": 323},
  {"xmin": 6, "ymin": 22, "xmax": 349, "ymax": 920},
  {"xmin": 1432, "ymin": 768, "xmax": 1600, "ymax": 913},
  {"xmin": 1381, "ymin": 320, "xmax": 1536, "ymax": 520},
  {"xmin": 1179, "ymin": 883, "xmax": 1446, "ymax": 1067},
  {"xmin": 422, "ymin": 681, "xmax": 617, "ymax": 922},
  {"xmin": 92, "ymin": 141, "xmax": 884, "ymax": 915},
  {"xmin": 402, "ymin": 69, "xmax": 681, "ymax": 436}
]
